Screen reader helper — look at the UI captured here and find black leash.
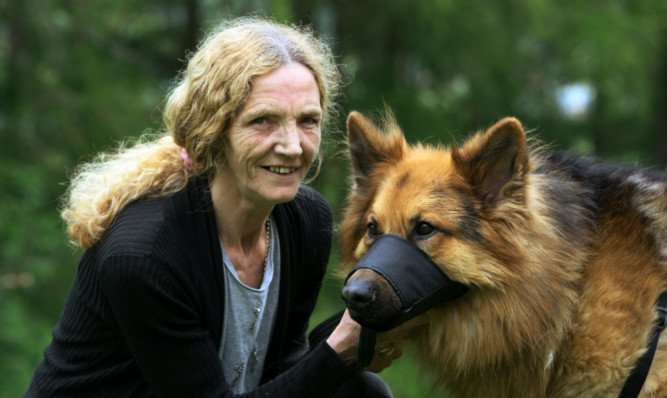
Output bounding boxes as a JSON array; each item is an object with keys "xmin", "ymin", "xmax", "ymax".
[{"xmin": 618, "ymin": 291, "xmax": 667, "ymax": 398}]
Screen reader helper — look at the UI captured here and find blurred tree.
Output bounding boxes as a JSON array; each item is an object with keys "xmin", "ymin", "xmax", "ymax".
[
  {"xmin": 649, "ymin": 31, "xmax": 667, "ymax": 163},
  {"xmin": 1, "ymin": 0, "xmax": 203, "ymax": 395},
  {"xmin": 331, "ymin": 0, "xmax": 667, "ymax": 164}
]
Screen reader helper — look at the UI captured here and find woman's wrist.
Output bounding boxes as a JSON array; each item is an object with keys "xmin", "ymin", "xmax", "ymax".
[{"xmin": 326, "ymin": 310, "xmax": 361, "ymax": 366}]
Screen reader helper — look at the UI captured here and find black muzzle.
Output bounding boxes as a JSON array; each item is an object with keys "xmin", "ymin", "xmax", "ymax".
[{"xmin": 344, "ymin": 234, "xmax": 470, "ymax": 331}]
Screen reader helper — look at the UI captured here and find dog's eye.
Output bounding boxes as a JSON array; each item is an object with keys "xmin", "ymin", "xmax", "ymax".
[
  {"xmin": 366, "ymin": 222, "xmax": 378, "ymax": 238},
  {"xmin": 415, "ymin": 222, "xmax": 436, "ymax": 238}
]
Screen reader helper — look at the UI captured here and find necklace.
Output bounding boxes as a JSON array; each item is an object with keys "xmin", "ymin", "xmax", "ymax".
[{"xmin": 263, "ymin": 218, "xmax": 271, "ymax": 271}]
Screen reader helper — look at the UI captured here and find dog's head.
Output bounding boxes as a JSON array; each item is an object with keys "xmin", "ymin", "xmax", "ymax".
[{"xmin": 340, "ymin": 111, "xmax": 530, "ymax": 331}]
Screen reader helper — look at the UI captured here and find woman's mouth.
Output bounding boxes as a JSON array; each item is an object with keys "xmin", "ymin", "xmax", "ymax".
[{"xmin": 268, "ymin": 166, "xmax": 296, "ymax": 174}]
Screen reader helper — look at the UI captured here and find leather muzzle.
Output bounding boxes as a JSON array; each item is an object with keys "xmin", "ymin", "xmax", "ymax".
[{"xmin": 345, "ymin": 234, "xmax": 469, "ymax": 331}]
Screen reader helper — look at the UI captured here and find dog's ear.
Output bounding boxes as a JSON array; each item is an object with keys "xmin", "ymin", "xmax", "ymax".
[
  {"xmin": 347, "ymin": 111, "xmax": 406, "ymax": 187},
  {"xmin": 452, "ymin": 117, "xmax": 528, "ymax": 209}
]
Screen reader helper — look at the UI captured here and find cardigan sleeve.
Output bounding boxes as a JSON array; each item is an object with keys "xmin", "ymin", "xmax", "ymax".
[{"xmin": 99, "ymin": 252, "xmax": 355, "ymax": 398}]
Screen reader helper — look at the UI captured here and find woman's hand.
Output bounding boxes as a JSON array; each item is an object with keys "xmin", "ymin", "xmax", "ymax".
[
  {"xmin": 326, "ymin": 311, "xmax": 428, "ymax": 372},
  {"xmin": 326, "ymin": 310, "xmax": 361, "ymax": 365}
]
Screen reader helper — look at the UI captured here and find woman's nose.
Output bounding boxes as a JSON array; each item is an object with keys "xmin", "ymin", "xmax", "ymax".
[{"xmin": 275, "ymin": 123, "xmax": 303, "ymax": 157}]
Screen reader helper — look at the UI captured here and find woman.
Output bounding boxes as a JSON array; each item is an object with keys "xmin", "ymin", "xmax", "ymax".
[{"xmin": 25, "ymin": 17, "xmax": 398, "ymax": 397}]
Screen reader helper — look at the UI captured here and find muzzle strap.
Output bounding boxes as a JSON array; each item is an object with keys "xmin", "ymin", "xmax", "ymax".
[
  {"xmin": 347, "ymin": 234, "xmax": 469, "ymax": 331},
  {"xmin": 307, "ymin": 310, "xmax": 377, "ymax": 368},
  {"xmin": 357, "ymin": 327, "xmax": 377, "ymax": 367}
]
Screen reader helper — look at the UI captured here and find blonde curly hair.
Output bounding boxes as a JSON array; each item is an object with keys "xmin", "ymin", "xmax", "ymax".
[{"xmin": 62, "ymin": 17, "xmax": 341, "ymax": 248}]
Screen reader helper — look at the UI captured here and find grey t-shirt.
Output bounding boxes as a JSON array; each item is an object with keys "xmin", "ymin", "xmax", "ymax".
[{"xmin": 219, "ymin": 219, "xmax": 280, "ymax": 393}]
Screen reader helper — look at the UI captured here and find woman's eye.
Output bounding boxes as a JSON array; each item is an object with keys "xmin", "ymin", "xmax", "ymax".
[
  {"xmin": 250, "ymin": 117, "xmax": 268, "ymax": 125},
  {"xmin": 301, "ymin": 117, "xmax": 320, "ymax": 126},
  {"xmin": 366, "ymin": 222, "xmax": 378, "ymax": 238},
  {"xmin": 415, "ymin": 222, "xmax": 436, "ymax": 238}
]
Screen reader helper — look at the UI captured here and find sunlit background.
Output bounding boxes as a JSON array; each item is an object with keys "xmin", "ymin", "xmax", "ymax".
[{"xmin": 2, "ymin": 1, "xmax": 667, "ymax": 396}]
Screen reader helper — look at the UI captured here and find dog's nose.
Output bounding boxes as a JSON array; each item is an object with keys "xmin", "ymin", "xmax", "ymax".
[{"xmin": 341, "ymin": 280, "xmax": 376, "ymax": 311}]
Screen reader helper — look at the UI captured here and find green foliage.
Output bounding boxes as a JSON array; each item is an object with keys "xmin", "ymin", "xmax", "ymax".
[
  {"xmin": 0, "ymin": 161, "xmax": 78, "ymax": 397},
  {"xmin": 2, "ymin": 0, "xmax": 667, "ymax": 397}
]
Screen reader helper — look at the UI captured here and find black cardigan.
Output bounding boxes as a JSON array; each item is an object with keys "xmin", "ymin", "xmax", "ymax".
[{"xmin": 26, "ymin": 177, "xmax": 355, "ymax": 397}]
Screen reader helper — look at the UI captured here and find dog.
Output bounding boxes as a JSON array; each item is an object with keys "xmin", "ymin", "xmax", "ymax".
[{"xmin": 339, "ymin": 111, "xmax": 667, "ymax": 397}]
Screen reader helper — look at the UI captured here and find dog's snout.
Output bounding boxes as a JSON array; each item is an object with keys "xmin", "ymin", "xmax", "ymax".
[
  {"xmin": 341, "ymin": 280, "xmax": 376, "ymax": 310},
  {"xmin": 341, "ymin": 268, "xmax": 403, "ymax": 331}
]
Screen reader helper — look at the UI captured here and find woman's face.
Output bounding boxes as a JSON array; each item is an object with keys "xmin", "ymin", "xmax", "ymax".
[{"xmin": 220, "ymin": 63, "xmax": 322, "ymax": 206}]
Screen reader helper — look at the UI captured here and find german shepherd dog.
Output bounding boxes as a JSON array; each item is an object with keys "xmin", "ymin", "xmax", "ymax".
[{"xmin": 340, "ymin": 111, "xmax": 667, "ymax": 397}]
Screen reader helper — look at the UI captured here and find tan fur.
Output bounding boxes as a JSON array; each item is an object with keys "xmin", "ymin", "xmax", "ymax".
[{"xmin": 340, "ymin": 111, "xmax": 667, "ymax": 397}]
